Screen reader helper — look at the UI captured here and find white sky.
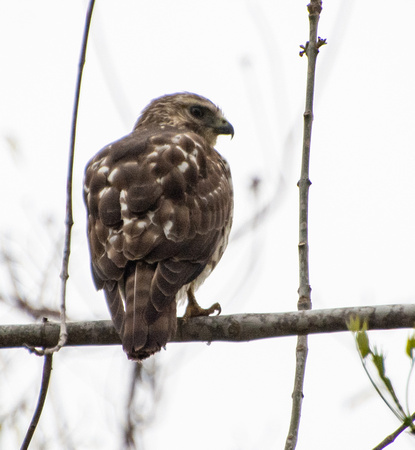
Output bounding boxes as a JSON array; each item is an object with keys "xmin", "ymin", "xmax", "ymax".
[{"xmin": 1, "ymin": 1, "xmax": 415, "ymax": 449}]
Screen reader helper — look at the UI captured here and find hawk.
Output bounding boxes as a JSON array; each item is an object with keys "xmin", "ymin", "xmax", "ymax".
[{"xmin": 83, "ymin": 93, "xmax": 234, "ymax": 360}]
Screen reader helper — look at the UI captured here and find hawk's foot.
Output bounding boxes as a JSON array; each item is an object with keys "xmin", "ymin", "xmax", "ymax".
[{"xmin": 183, "ymin": 288, "xmax": 221, "ymax": 321}]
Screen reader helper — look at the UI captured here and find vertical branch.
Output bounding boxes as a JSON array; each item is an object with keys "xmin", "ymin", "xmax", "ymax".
[
  {"xmin": 20, "ymin": 354, "xmax": 53, "ymax": 449},
  {"xmin": 285, "ymin": 2, "xmax": 324, "ymax": 449},
  {"xmin": 28, "ymin": 0, "xmax": 96, "ymax": 356},
  {"xmin": 20, "ymin": 2, "xmax": 96, "ymax": 444},
  {"xmin": 298, "ymin": 0, "xmax": 322, "ymax": 308},
  {"xmin": 124, "ymin": 363, "xmax": 142, "ymax": 449},
  {"xmin": 50, "ymin": 0, "xmax": 96, "ymax": 353}
]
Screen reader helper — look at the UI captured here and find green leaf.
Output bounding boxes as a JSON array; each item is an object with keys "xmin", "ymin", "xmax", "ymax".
[
  {"xmin": 372, "ymin": 348, "xmax": 407, "ymax": 418},
  {"xmin": 372, "ymin": 350, "xmax": 386, "ymax": 378},
  {"xmin": 357, "ymin": 330, "xmax": 371, "ymax": 358},
  {"xmin": 406, "ymin": 334, "xmax": 415, "ymax": 359},
  {"xmin": 347, "ymin": 315, "xmax": 368, "ymax": 333}
]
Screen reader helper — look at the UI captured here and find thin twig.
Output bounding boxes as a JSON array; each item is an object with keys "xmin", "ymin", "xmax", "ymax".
[
  {"xmin": 20, "ymin": 354, "xmax": 53, "ymax": 449},
  {"xmin": 29, "ymin": 0, "xmax": 96, "ymax": 356},
  {"xmin": 124, "ymin": 362, "xmax": 142, "ymax": 449},
  {"xmin": 372, "ymin": 412, "xmax": 415, "ymax": 450},
  {"xmin": 405, "ymin": 356, "xmax": 415, "ymax": 418},
  {"xmin": 358, "ymin": 350, "xmax": 405, "ymax": 422},
  {"xmin": 123, "ymin": 360, "xmax": 160, "ymax": 449},
  {"xmin": 285, "ymin": 2, "xmax": 324, "ymax": 449},
  {"xmin": 0, "ymin": 240, "xmax": 60, "ymax": 319},
  {"xmin": 2, "ymin": 304, "xmax": 415, "ymax": 349}
]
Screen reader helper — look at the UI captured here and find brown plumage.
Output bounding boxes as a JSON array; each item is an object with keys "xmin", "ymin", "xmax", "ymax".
[{"xmin": 83, "ymin": 93, "xmax": 234, "ymax": 359}]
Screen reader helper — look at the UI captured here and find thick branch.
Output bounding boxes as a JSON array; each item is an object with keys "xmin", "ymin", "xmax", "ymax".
[{"xmin": 1, "ymin": 304, "xmax": 414, "ymax": 349}]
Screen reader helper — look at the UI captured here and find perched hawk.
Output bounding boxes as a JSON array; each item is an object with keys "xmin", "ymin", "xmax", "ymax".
[{"xmin": 83, "ymin": 93, "xmax": 234, "ymax": 360}]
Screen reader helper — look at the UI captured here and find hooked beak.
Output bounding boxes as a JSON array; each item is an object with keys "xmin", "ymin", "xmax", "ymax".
[{"xmin": 215, "ymin": 120, "xmax": 234, "ymax": 139}]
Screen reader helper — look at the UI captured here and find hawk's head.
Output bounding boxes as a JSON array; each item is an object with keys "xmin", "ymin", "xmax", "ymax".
[{"xmin": 134, "ymin": 93, "xmax": 234, "ymax": 147}]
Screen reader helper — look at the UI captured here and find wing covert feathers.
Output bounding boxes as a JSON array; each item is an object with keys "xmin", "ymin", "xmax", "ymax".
[{"xmin": 84, "ymin": 93, "xmax": 233, "ymax": 360}]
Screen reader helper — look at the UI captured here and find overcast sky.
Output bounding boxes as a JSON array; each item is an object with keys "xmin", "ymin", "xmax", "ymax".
[{"xmin": 1, "ymin": 1, "xmax": 415, "ymax": 449}]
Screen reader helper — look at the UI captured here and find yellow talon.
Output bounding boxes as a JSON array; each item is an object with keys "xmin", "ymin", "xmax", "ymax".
[{"xmin": 183, "ymin": 287, "xmax": 222, "ymax": 321}]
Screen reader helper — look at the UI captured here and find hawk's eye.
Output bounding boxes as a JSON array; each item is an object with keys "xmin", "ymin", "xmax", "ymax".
[{"xmin": 189, "ymin": 106, "xmax": 205, "ymax": 119}]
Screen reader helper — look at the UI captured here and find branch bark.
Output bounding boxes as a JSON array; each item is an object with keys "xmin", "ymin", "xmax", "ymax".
[
  {"xmin": 1, "ymin": 304, "xmax": 414, "ymax": 350},
  {"xmin": 286, "ymin": 2, "xmax": 324, "ymax": 448},
  {"xmin": 372, "ymin": 411, "xmax": 415, "ymax": 450}
]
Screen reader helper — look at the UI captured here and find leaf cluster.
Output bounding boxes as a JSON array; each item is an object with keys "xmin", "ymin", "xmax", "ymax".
[{"xmin": 348, "ymin": 316, "xmax": 415, "ymax": 443}]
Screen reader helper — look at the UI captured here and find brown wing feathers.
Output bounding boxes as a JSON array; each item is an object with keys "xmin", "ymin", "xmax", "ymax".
[{"xmin": 84, "ymin": 93, "xmax": 233, "ymax": 359}]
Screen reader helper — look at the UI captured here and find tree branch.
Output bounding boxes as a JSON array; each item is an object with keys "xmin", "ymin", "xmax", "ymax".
[
  {"xmin": 1, "ymin": 304, "xmax": 414, "ymax": 350},
  {"xmin": 34, "ymin": 0, "xmax": 96, "ymax": 357},
  {"xmin": 286, "ymin": 2, "xmax": 324, "ymax": 448},
  {"xmin": 372, "ymin": 411, "xmax": 415, "ymax": 450},
  {"xmin": 20, "ymin": 354, "xmax": 53, "ymax": 449}
]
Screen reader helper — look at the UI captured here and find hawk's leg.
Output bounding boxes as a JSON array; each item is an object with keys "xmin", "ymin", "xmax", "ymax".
[{"xmin": 183, "ymin": 286, "xmax": 221, "ymax": 320}]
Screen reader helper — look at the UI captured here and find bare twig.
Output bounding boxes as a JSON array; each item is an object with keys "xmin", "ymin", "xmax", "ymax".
[
  {"xmin": 123, "ymin": 360, "xmax": 160, "ymax": 449},
  {"xmin": 285, "ymin": 2, "xmax": 324, "ymax": 449},
  {"xmin": 2, "ymin": 304, "xmax": 415, "ymax": 349},
  {"xmin": 0, "ymin": 294, "xmax": 60, "ymax": 321},
  {"xmin": 372, "ymin": 412, "xmax": 415, "ymax": 450},
  {"xmin": 0, "ymin": 242, "xmax": 61, "ymax": 320},
  {"xmin": 29, "ymin": 0, "xmax": 96, "ymax": 356},
  {"xmin": 124, "ymin": 363, "xmax": 142, "ymax": 450},
  {"xmin": 20, "ymin": 354, "xmax": 53, "ymax": 449},
  {"xmin": 19, "ymin": 4, "xmax": 96, "ymax": 444}
]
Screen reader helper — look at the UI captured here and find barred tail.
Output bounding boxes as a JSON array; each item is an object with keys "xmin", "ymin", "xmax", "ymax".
[
  {"xmin": 103, "ymin": 280, "xmax": 125, "ymax": 335},
  {"xmin": 123, "ymin": 262, "xmax": 177, "ymax": 360}
]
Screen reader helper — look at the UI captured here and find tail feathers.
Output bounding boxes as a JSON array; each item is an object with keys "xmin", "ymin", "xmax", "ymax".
[
  {"xmin": 136, "ymin": 300, "xmax": 177, "ymax": 360},
  {"xmin": 103, "ymin": 280, "xmax": 125, "ymax": 335},
  {"xmin": 122, "ymin": 262, "xmax": 177, "ymax": 360},
  {"xmin": 151, "ymin": 260, "xmax": 200, "ymax": 311}
]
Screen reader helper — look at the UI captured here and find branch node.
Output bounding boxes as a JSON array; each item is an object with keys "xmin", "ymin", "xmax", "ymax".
[
  {"xmin": 297, "ymin": 177, "xmax": 312, "ymax": 187},
  {"xmin": 298, "ymin": 296, "xmax": 312, "ymax": 311},
  {"xmin": 316, "ymin": 37, "xmax": 327, "ymax": 48},
  {"xmin": 307, "ymin": 0, "xmax": 322, "ymax": 15},
  {"xmin": 23, "ymin": 344, "xmax": 45, "ymax": 357},
  {"xmin": 299, "ymin": 42, "xmax": 309, "ymax": 57}
]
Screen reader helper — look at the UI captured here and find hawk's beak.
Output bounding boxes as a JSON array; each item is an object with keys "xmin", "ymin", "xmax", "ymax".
[{"xmin": 216, "ymin": 120, "xmax": 234, "ymax": 139}]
